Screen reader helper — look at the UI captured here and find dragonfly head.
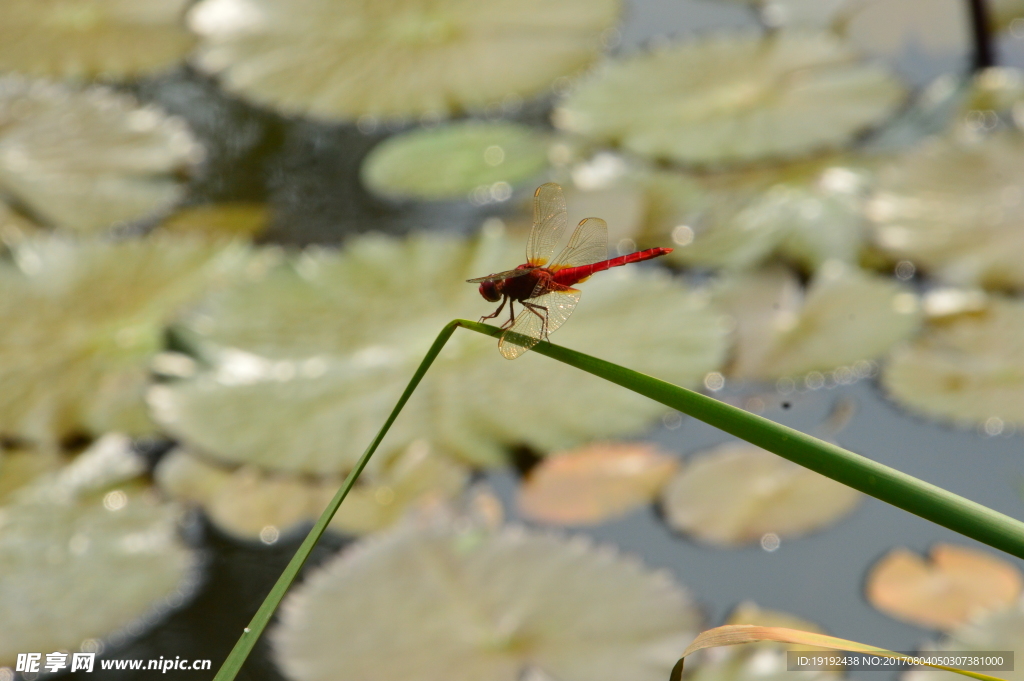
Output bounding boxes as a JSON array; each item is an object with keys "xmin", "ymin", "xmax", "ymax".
[{"xmin": 478, "ymin": 280, "xmax": 501, "ymax": 302}]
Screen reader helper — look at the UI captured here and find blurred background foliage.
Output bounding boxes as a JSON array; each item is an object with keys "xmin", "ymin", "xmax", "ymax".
[{"xmin": 2, "ymin": 1, "xmax": 1024, "ymax": 681}]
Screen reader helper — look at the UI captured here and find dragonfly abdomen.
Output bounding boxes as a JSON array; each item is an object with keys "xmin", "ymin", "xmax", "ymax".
[{"xmin": 553, "ymin": 247, "xmax": 673, "ymax": 286}]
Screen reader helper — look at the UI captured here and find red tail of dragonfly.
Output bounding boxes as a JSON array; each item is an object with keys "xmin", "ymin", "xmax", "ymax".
[{"xmin": 467, "ymin": 182, "xmax": 673, "ymax": 359}]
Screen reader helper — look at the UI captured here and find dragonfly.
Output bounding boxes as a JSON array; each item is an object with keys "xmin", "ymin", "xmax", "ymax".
[{"xmin": 468, "ymin": 182, "xmax": 673, "ymax": 359}]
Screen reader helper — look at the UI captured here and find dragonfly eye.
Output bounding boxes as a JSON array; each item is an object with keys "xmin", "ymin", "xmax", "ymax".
[{"xmin": 479, "ymin": 281, "xmax": 501, "ymax": 302}]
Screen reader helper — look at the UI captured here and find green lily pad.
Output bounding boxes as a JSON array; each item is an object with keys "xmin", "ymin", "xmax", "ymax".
[
  {"xmin": 553, "ymin": 31, "xmax": 905, "ymax": 166},
  {"xmin": 160, "ymin": 202, "xmax": 271, "ymax": 240},
  {"xmin": 151, "ymin": 228, "xmax": 728, "ymax": 473},
  {"xmin": 0, "ymin": 236, "xmax": 251, "ymax": 444},
  {"xmin": 715, "ymin": 264, "xmax": 922, "ymax": 381},
  {"xmin": 272, "ymin": 517, "xmax": 700, "ymax": 681},
  {"xmin": 361, "ymin": 122, "xmax": 551, "ymax": 201},
  {"xmin": 188, "ymin": 0, "xmax": 620, "ymax": 121},
  {"xmin": 869, "ymin": 129, "xmax": 1024, "ymax": 291},
  {"xmin": 882, "ymin": 296, "xmax": 1024, "ymax": 429},
  {"xmin": 660, "ymin": 443, "xmax": 861, "ymax": 547},
  {"xmin": 0, "ymin": 0, "xmax": 194, "ymax": 80},
  {"xmin": 0, "ymin": 76, "xmax": 201, "ymax": 234}
]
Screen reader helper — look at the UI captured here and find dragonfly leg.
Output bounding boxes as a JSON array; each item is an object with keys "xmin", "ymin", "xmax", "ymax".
[
  {"xmin": 501, "ymin": 300, "xmax": 517, "ymax": 329},
  {"xmin": 479, "ymin": 296, "xmax": 507, "ymax": 324},
  {"xmin": 522, "ymin": 301, "xmax": 550, "ymax": 339}
]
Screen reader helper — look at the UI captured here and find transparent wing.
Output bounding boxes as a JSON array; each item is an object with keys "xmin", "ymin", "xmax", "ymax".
[
  {"xmin": 549, "ymin": 217, "xmax": 608, "ymax": 271},
  {"xmin": 466, "ymin": 267, "xmax": 536, "ymax": 283},
  {"xmin": 498, "ymin": 285, "xmax": 582, "ymax": 360},
  {"xmin": 526, "ymin": 183, "xmax": 568, "ymax": 267}
]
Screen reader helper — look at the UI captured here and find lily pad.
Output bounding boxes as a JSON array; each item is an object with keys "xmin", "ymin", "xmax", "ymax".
[
  {"xmin": 687, "ymin": 602, "xmax": 841, "ymax": 681},
  {"xmin": 518, "ymin": 441, "xmax": 678, "ymax": 526},
  {"xmin": 150, "ymin": 228, "xmax": 729, "ymax": 473},
  {"xmin": 160, "ymin": 202, "xmax": 270, "ymax": 239},
  {"xmin": 659, "ymin": 443, "xmax": 862, "ymax": 546},
  {"xmin": 0, "ymin": 486, "xmax": 196, "ymax": 666},
  {"xmin": 881, "ymin": 296, "xmax": 1024, "ymax": 428},
  {"xmin": 640, "ymin": 160, "xmax": 872, "ymax": 272},
  {"xmin": 272, "ymin": 517, "xmax": 699, "ymax": 681},
  {"xmin": 715, "ymin": 264, "xmax": 922, "ymax": 381},
  {"xmin": 155, "ymin": 441, "xmax": 469, "ymax": 540},
  {"xmin": 0, "ymin": 76, "xmax": 202, "ymax": 234},
  {"xmin": 189, "ymin": 0, "xmax": 619, "ymax": 121},
  {"xmin": 0, "ymin": 235, "xmax": 250, "ymax": 444},
  {"xmin": 865, "ymin": 544, "xmax": 1022, "ymax": 631},
  {"xmin": 903, "ymin": 600, "xmax": 1024, "ymax": 681},
  {"xmin": 868, "ymin": 129, "xmax": 1024, "ymax": 291},
  {"xmin": 553, "ymin": 31, "xmax": 905, "ymax": 166},
  {"xmin": 362, "ymin": 122, "xmax": 551, "ymax": 201},
  {"xmin": 0, "ymin": 0, "xmax": 194, "ymax": 80}
]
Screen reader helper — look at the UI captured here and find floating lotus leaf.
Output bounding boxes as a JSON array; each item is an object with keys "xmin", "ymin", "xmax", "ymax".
[
  {"xmin": 715, "ymin": 264, "xmax": 922, "ymax": 380},
  {"xmin": 869, "ymin": 129, "xmax": 1024, "ymax": 291},
  {"xmin": 0, "ymin": 0, "xmax": 194, "ymax": 80},
  {"xmin": 0, "ymin": 198, "xmax": 40, "ymax": 248},
  {"xmin": 903, "ymin": 600, "xmax": 1024, "ymax": 681},
  {"xmin": 361, "ymin": 122, "xmax": 551, "ymax": 201},
  {"xmin": 553, "ymin": 32, "xmax": 905, "ymax": 166},
  {"xmin": 160, "ymin": 202, "xmax": 270, "ymax": 239},
  {"xmin": 687, "ymin": 602, "xmax": 841, "ymax": 681},
  {"xmin": 0, "ymin": 488, "xmax": 196, "ymax": 665},
  {"xmin": 660, "ymin": 443, "xmax": 862, "ymax": 546},
  {"xmin": 155, "ymin": 441, "xmax": 469, "ymax": 539},
  {"xmin": 640, "ymin": 160, "xmax": 871, "ymax": 272},
  {"xmin": 518, "ymin": 441, "xmax": 678, "ymax": 525},
  {"xmin": 273, "ymin": 518, "xmax": 699, "ymax": 681},
  {"xmin": 0, "ymin": 76, "xmax": 201, "ymax": 234},
  {"xmin": 0, "ymin": 447, "xmax": 64, "ymax": 505},
  {"xmin": 151, "ymin": 229, "xmax": 728, "ymax": 473},
  {"xmin": 865, "ymin": 544, "xmax": 1022, "ymax": 631},
  {"xmin": 882, "ymin": 296, "xmax": 1024, "ymax": 428},
  {"xmin": 0, "ymin": 236, "xmax": 250, "ymax": 444},
  {"xmin": 188, "ymin": 0, "xmax": 619, "ymax": 121}
]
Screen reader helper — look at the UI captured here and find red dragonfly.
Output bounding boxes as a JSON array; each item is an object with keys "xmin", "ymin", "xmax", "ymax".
[{"xmin": 468, "ymin": 182, "xmax": 673, "ymax": 359}]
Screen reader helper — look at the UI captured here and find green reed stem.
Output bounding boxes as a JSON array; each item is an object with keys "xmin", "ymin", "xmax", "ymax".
[{"xmin": 213, "ymin": 319, "xmax": 1024, "ymax": 681}]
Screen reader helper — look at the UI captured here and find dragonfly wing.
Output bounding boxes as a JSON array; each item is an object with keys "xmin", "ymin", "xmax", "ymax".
[
  {"xmin": 549, "ymin": 217, "xmax": 608, "ymax": 271},
  {"xmin": 526, "ymin": 183, "xmax": 568, "ymax": 267},
  {"xmin": 466, "ymin": 267, "xmax": 535, "ymax": 283},
  {"xmin": 498, "ymin": 285, "xmax": 582, "ymax": 360}
]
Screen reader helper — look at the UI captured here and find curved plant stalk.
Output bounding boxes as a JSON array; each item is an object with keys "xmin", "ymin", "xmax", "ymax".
[
  {"xmin": 213, "ymin": 320, "xmax": 1024, "ymax": 681},
  {"xmin": 670, "ymin": 625, "xmax": 1007, "ymax": 681}
]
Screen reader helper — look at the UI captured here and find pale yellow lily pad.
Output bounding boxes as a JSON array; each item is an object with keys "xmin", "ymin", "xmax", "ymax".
[
  {"xmin": 155, "ymin": 441, "xmax": 469, "ymax": 539},
  {"xmin": 866, "ymin": 544, "xmax": 1023, "ymax": 631},
  {"xmin": 660, "ymin": 443, "xmax": 862, "ymax": 547},
  {"xmin": 640, "ymin": 160, "xmax": 872, "ymax": 272},
  {"xmin": 361, "ymin": 121, "xmax": 551, "ymax": 201},
  {"xmin": 0, "ymin": 76, "xmax": 202, "ymax": 234},
  {"xmin": 715, "ymin": 264, "xmax": 922, "ymax": 381},
  {"xmin": 553, "ymin": 31, "xmax": 905, "ymax": 166},
  {"xmin": 686, "ymin": 602, "xmax": 841, "ymax": 681},
  {"xmin": 904, "ymin": 600, "xmax": 1024, "ymax": 681},
  {"xmin": 869, "ymin": 129, "xmax": 1024, "ymax": 291},
  {"xmin": 882, "ymin": 296, "xmax": 1024, "ymax": 428},
  {"xmin": 518, "ymin": 441, "xmax": 678, "ymax": 525},
  {"xmin": 150, "ymin": 228, "xmax": 728, "ymax": 473},
  {"xmin": 272, "ymin": 517, "xmax": 700, "ymax": 681},
  {"xmin": 0, "ymin": 0, "xmax": 194, "ymax": 80},
  {"xmin": 0, "ymin": 236, "xmax": 250, "ymax": 444},
  {"xmin": 189, "ymin": 0, "xmax": 619, "ymax": 121},
  {"xmin": 160, "ymin": 202, "xmax": 270, "ymax": 239}
]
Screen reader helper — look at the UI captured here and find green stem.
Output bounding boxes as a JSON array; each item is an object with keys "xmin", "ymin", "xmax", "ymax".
[{"xmin": 213, "ymin": 319, "xmax": 1024, "ymax": 681}]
